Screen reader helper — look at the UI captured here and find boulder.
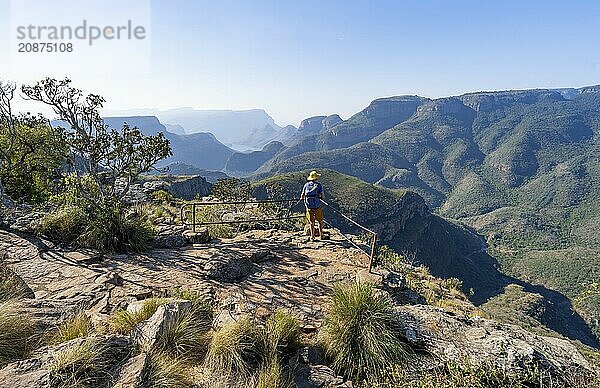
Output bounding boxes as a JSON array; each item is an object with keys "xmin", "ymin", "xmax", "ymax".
[
  {"xmin": 294, "ymin": 364, "xmax": 352, "ymax": 388},
  {"xmin": 183, "ymin": 227, "xmax": 211, "ymax": 244},
  {"xmin": 133, "ymin": 300, "xmax": 192, "ymax": 351},
  {"xmin": 113, "ymin": 353, "xmax": 148, "ymax": 388},
  {"xmin": 203, "ymin": 253, "xmax": 257, "ymax": 282},
  {"xmin": 152, "ymin": 234, "xmax": 188, "ymax": 248},
  {"xmin": 394, "ymin": 304, "xmax": 592, "ymax": 376}
]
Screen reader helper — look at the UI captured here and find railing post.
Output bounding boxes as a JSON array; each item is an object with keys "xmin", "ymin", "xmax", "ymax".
[
  {"xmin": 192, "ymin": 203, "xmax": 196, "ymax": 233},
  {"xmin": 369, "ymin": 233, "xmax": 378, "ymax": 273}
]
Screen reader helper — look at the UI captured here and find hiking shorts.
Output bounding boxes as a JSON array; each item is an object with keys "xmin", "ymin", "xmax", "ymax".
[{"xmin": 306, "ymin": 207, "xmax": 323, "ymax": 224}]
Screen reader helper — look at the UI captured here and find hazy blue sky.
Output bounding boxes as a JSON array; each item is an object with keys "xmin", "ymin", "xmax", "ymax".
[{"xmin": 1, "ymin": 0, "xmax": 599, "ymax": 125}]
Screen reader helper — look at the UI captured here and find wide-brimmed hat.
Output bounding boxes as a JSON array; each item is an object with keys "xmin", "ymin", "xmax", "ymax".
[{"xmin": 307, "ymin": 170, "xmax": 321, "ymax": 181}]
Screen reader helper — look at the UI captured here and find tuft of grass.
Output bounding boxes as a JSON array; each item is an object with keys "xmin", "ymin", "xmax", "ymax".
[
  {"xmin": 78, "ymin": 207, "xmax": 154, "ymax": 253},
  {"xmin": 157, "ymin": 302, "xmax": 213, "ymax": 359},
  {"xmin": 254, "ymin": 357, "xmax": 293, "ymax": 388},
  {"xmin": 36, "ymin": 205, "xmax": 88, "ymax": 243},
  {"xmin": 204, "ymin": 318, "xmax": 259, "ymax": 377},
  {"xmin": 140, "ymin": 351, "xmax": 191, "ymax": 388},
  {"xmin": 49, "ymin": 336, "xmax": 108, "ymax": 387},
  {"xmin": 319, "ymin": 281, "xmax": 409, "ymax": 381},
  {"xmin": 0, "ymin": 301, "xmax": 38, "ymax": 366},
  {"xmin": 0, "ymin": 265, "xmax": 32, "ymax": 301},
  {"xmin": 261, "ymin": 310, "xmax": 300, "ymax": 360},
  {"xmin": 109, "ymin": 297, "xmax": 169, "ymax": 334},
  {"xmin": 50, "ymin": 311, "xmax": 94, "ymax": 345}
]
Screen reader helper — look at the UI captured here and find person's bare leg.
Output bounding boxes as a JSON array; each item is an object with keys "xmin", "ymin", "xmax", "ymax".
[
  {"xmin": 308, "ymin": 211, "xmax": 315, "ymax": 240},
  {"xmin": 317, "ymin": 219, "xmax": 324, "ymax": 240}
]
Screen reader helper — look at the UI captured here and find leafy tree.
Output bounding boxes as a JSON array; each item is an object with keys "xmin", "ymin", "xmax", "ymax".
[
  {"xmin": 0, "ymin": 117, "xmax": 67, "ymax": 203},
  {"xmin": 21, "ymin": 77, "xmax": 172, "ymax": 212},
  {"xmin": 0, "ymin": 81, "xmax": 18, "ymax": 210},
  {"xmin": 0, "ymin": 81, "xmax": 67, "ymax": 205}
]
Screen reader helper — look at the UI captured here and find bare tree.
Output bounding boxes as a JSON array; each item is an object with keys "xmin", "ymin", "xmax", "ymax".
[
  {"xmin": 0, "ymin": 81, "xmax": 17, "ymax": 213},
  {"xmin": 21, "ymin": 78, "xmax": 172, "ymax": 212}
]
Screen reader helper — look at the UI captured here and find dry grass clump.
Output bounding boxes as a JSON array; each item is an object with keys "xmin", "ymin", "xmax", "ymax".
[
  {"xmin": 0, "ymin": 264, "xmax": 33, "ymax": 301},
  {"xmin": 204, "ymin": 318, "xmax": 260, "ymax": 377},
  {"xmin": 0, "ymin": 300, "xmax": 38, "ymax": 366},
  {"xmin": 140, "ymin": 350, "xmax": 192, "ymax": 388},
  {"xmin": 319, "ymin": 281, "xmax": 409, "ymax": 381},
  {"xmin": 109, "ymin": 297, "xmax": 169, "ymax": 334},
  {"xmin": 156, "ymin": 301, "xmax": 213, "ymax": 359},
  {"xmin": 254, "ymin": 358, "xmax": 293, "ymax": 388},
  {"xmin": 50, "ymin": 311, "xmax": 94, "ymax": 345},
  {"xmin": 194, "ymin": 310, "xmax": 300, "ymax": 387},
  {"xmin": 260, "ymin": 310, "xmax": 300, "ymax": 359},
  {"xmin": 49, "ymin": 337, "xmax": 109, "ymax": 387}
]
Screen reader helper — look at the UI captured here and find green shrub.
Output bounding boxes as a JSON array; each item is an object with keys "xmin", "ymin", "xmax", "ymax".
[
  {"xmin": 36, "ymin": 205, "xmax": 88, "ymax": 243},
  {"xmin": 0, "ymin": 265, "xmax": 32, "ymax": 301},
  {"xmin": 0, "ymin": 301, "xmax": 38, "ymax": 366},
  {"xmin": 36, "ymin": 205, "xmax": 153, "ymax": 252},
  {"xmin": 109, "ymin": 297, "xmax": 169, "ymax": 334},
  {"xmin": 140, "ymin": 351, "xmax": 191, "ymax": 388},
  {"xmin": 50, "ymin": 311, "xmax": 94, "ymax": 345},
  {"xmin": 204, "ymin": 318, "xmax": 260, "ymax": 377},
  {"xmin": 78, "ymin": 207, "xmax": 153, "ymax": 252},
  {"xmin": 319, "ymin": 282, "xmax": 408, "ymax": 381}
]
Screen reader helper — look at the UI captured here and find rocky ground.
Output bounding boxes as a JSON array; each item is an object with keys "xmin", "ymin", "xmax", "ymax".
[{"xmin": 0, "ymin": 226, "xmax": 597, "ymax": 387}]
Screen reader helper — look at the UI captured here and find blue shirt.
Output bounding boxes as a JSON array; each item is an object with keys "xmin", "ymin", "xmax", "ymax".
[{"xmin": 303, "ymin": 181, "xmax": 323, "ymax": 209}]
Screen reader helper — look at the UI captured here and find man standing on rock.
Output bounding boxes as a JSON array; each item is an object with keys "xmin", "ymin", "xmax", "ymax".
[{"xmin": 300, "ymin": 170, "xmax": 325, "ymax": 241}]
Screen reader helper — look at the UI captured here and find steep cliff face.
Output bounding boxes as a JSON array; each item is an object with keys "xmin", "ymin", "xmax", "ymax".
[
  {"xmin": 319, "ymin": 96, "xmax": 428, "ymax": 150},
  {"xmin": 299, "ymin": 116, "xmax": 328, "ymax": 134}
]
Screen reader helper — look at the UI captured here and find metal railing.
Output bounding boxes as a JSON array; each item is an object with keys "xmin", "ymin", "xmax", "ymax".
[
  {"xmin": 180, "ymin": 198, "xmax": 304, "ymax": 232},
  {"xmin": 180, "ymin": 198, "xmax": 379, "ymax": 272}
]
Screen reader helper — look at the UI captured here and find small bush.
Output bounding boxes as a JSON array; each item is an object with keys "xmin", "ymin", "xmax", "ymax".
[
  {"xmin": 50, "ymin": 311, "xmax": 94, "ymax": 345},
  {"xmin": 140, "ymin": 351, "xmax": 191, "ymax": 388},
  {"xmin": 204, "ymin": 318, "xmax": 260, "ymax": 377},
  {"xmin": 0, "ymin": 265, "xmax": 33, "ymax": 301},
  {"xmin": 79, "ymin": 207, "xmax": 153, "ymax": 252},
  {"xmin": 36, "ymin": 205, "xmax": 88, "ymax": 243},
  {"xmin": 36, "ymin": 205, "xmax": 153, "ymax": 252},
  {"xmin": 157, "ymin": 302, "xmax": 213, "ymax": 359},
  {"xmin": 0, "ymin": 301, "xmax": 38, "ymax": 366},
  {"xmin": 319, "ymin": 282, "xmax": 408, "ymax": 381},
  {"xmin": 109, "ymin": 297, "xmax": 169, "ymax": 334},
  {"xmin": 49, "ymin": 336, "xmax": 108, "ymax": 387}
]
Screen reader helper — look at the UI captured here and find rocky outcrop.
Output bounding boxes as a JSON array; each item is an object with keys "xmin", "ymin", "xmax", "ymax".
[
  {"xmin": 321, "ymin": 96, "xmax": 428, "ymax": 150},
  {"xmin": 299, "ymin": 116, "xmax": 328, "ymax": 134},
  {"xmin": 322, "ymin": 114, "xmax": 343, "ymax": 129},
  {"xmin": 396, "ymin": 304, "xmax": 591, "ymax": 376},
  {"xmin": 459, "ymin": 90, "xmax": 565, "ymax": 112},
  {"xmin": 1, "ymin": 226, "xmax": 597, "ymax": 386},
  {"xmin": 134, "ymin": 300, "xmax": 192, "ymax": 350},
  {"xmin": 416, "ymin": 97, "xmax": 475, "ymax": 117},
  {"xmin": 370, "ymin": 191, "xmax": 429, "ymax": 242}
]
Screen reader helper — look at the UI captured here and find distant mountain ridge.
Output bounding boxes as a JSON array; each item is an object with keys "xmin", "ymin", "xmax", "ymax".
[
  {"xmin": 105, "ymin": 108, "xmax": 288, "ymax": 150},
  {"xmin": 102, "ymin": 116, "xmax": 234, "ymax": 171}
]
